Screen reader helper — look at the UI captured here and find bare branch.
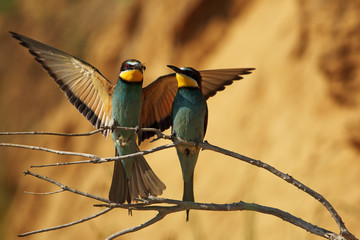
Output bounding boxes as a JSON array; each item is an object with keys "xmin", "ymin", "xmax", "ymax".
[
  {"xmin": 0, "ymin": 143, "xmax": 99, "ymax": 159},
  {"xmin": 0, "ymin": 126, "xmax": 161, "ymax": 138},
  {"xmin": 0, "ymin": 142, "xmax": 175, "ymax": 168},
  {"xmin": 18, "ymin": 208, "xmax": 112, "ymax": 237},
  {"xmin": 23, "ymin": 170, "xmax": 110, "ymax": 203},
  {"xmin": 29, "ymin": 143, "xmax": 175, "ymax": 168},
  {"xmin": 198, "ymin": 141, "xmax": 357, "ymax": 240},
  {"xmin": 95, "ymin": 197, "xmax": 343, "ymax": 240},
  {"xmin": 22, "ymin": 163, "xmax": 357, "ymax": 240},
  {"xmin": 24, "ymin": 170, "xmax": 339, "ymax": 239},
  {"xmin": 0, "ymin": 129, "xmax": 102, "ymax": 137},
  {"xmin": 106, "ymin": 211, "xmax": 167, "ymax": 240},
  {"xmin": 24, "ymin": 189, "xmax": 65, "ymax": 195},
  {"xmin": 2, "ymin": 128, "xmax": 357, "ymax": 239}
]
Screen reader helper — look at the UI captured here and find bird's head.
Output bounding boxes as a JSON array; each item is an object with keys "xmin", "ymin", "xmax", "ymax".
[
  {"xmin": 119, "ymin": 59, "xmax": 146, "ymax": 83},
  {"xmin": 167, "ymin": 65, "xmax": 202, "ymax": 89}
]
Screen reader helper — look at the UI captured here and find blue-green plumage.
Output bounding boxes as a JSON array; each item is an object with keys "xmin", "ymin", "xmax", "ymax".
[
  {"xmin": 170, "ymin": 66, "xmax": 208, "ymax": 221},
  {"xmin": 109, "ymin": 60, "xmax": 166, "ymax": 204},
  {"xmin": 111, "ymin": 79, "xmax": 142, "ymax": 178}
]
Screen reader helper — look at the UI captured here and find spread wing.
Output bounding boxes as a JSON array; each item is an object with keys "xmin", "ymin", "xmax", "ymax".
[
  {"xmin": 140, "ymin": 74, "xmax": 178, "ymax": 142},
  {"xmin": 10, "ymin": 32, "xmax": 114, "ymax": 136},
  {"xmin": 139, "ymin": 68, "xmax": 255, "ymax": 143},
  {"xmin": 200, "ymin": 68, "xmax": 254, "ymax": 99}
]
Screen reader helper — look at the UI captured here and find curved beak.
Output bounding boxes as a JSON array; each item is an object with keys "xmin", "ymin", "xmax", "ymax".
[
  {"xmin": 137, "ymin": 63, "xmax": 146, "ymax": 73},
  {"xmin": 167, "ymin": 65, "xmax": 183, "ymax": 74}
]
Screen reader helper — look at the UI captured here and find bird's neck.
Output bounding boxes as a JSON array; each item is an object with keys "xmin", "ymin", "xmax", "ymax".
[
  {"xmin": 118, "ymin": 77, "xmax": 143, "ymax": 85},
  {"xmin": 112, "ymin": 78, "xmax": 143, "ymax": 126},
  {"xmin": 178, "ymin": 86, "xmax": 201, "ymax": 92}
]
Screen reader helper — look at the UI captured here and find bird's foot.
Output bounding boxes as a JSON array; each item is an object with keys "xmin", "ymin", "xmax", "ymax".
[
  {"xmin": 134, "ymin": 125, "xmax": 141, "ymax": 135},
  {"xmin": 108, "ymin": 118, "xmax": 116, "ymax": 132}
]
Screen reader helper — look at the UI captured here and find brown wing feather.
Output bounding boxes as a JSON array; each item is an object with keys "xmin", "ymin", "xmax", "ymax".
[
  {"xmin": 140, "ymin": 74, "xmax": 178, "ymax": 142},
  {"xmin": 10, "ymin": 32, "xmax": 114, "ymax": 135},
  {"xmin": 200, "ymin": 68, "xmax": 255, "ymax": 99},
  {"xmin": 139, "ymin": 68, "xmax": 255, "ymax": 143}
]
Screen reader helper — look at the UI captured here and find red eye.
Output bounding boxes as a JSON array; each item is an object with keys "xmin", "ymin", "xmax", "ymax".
[{"xmin": 125, "ymin": 64, "xmax": 130, "ymax": 69}]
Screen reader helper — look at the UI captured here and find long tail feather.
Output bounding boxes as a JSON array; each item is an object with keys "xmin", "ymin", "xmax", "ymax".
[
  {"xmin": 129, "ymin": 148, "xmax": 166, "ymax": 200},
  {"xmin": 183, "ymin": 175, "xmax": 194, "ymax": 221},
  {"xmin": 109, "ymin": 147, "xmax": 166, "ymax": 203},
  {"xmin": 108, "ymin": 149, "xmax": 131, "ymax": 203}
]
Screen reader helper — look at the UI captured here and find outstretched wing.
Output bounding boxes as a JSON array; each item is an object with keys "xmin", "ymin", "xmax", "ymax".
[
  {"xmin": 140, "ymin": 74, "xmax": 178, "ymax": 142},
  {"xmin": 10, "ymin": 32, "xmax": 114, "ymax": 135},
  {"xmin": 139, "ymin": 68, "xmax": 255, "ymax": 143},
  {"xmin": 200, "ymin": 68, "xmax": 254, "ymax": 99}
]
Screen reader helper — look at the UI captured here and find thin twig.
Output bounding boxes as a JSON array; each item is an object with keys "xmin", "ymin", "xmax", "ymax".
[
  {"xmin": 0, "ymin": 126, "xmax": 162, "ymax": 138},
  {"xmin": 0, "ymin": 129, "xmax": 102, "ymax": 137},
  {"xmin": 18, "ymin": 208, "xmax": 112, "ymax": 237},
  {"xmin": 106, "ymin": 211, "xmax": 167, "ymax": 240},
  {"xmin": 0, "ymin": 143, "xmax": 99, "ymax": 159},
  {"xmin": 29, "ymin": 143, "xmax": 175, "ymax": 168},
  {"xmin": 24, "ymin": 189, "xmax": 65, "ymax": 195},
  {"xmin": 23, "ymin": 170, "xmax": 109, "ymax": 203}
]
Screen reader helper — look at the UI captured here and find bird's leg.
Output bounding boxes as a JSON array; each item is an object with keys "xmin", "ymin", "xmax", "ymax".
[
  {"xmin": 109, "ymin": 118, "xmax": 116, "ymax": 133},
  {"xmin": 134, "ymin": 125, "xmax": 140, "ymax": 138},
  {"xmin": 170, "ymin": 132, "xmax": 177, "ymax": 142},
  {"xmin": 195, "ymin": 141, "xmax": 202, "ymax": 151}
]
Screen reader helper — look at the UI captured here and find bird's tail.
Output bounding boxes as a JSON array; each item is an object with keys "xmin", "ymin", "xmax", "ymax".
[
  {"xmin": 129, "ymin": 147, "xmax": 166, "ymax": 200},
  {"xmin": 108, "ymin": 154, "xmax": 131, "ymax": 203},
  {"xmin": 183, "ymin": 174, "xmax": 194, "ymax": 221},
  {"xmin": 108, "ymin": 147, "xmax": 166, "ymax": 203}
]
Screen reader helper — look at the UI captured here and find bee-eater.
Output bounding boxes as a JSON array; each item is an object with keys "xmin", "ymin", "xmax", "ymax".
[
  {"xmin": 168, "ymin": 65, "xmax": 207, "ymax": 221},
  {"xmin": 10, "ymin": 32, "xmax": 165, "ymax": 203},
  {"xmin": 168, "ymin": 65, "xmax": 255, "ymax": 221},
  {"xmin": 10, "ymin": 31, "xmax": 254, "ymax": 204}
]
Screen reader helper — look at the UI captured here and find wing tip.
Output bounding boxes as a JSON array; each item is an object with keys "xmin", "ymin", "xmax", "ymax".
[{"xmin": 138, "ymin": 115, "xmax": 172, "ymax": 144}]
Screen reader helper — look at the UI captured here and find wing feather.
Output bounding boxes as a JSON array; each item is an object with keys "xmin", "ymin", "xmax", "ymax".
[
  {"xmin": 10, "ymin": 31, "xmax": 114, "ymax": 136},
  {"xmin": 139, "ymin": 68, "xmax": 255, "ymax": 143}
]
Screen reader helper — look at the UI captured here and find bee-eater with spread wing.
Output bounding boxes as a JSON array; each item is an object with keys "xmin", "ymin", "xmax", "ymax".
[
  {"xmin": 11, "ymin": 31, "xmax": 254, "ymax": 204},
  {"xmin": 10, "ymin": 32, "xmax": 165, "ymax": 203},
  {"xmin": 168, "ymin": 65, "xmax": 207, "ymax": 221},
  {"xmin": 167, "ymin": 65, "xmax": 254, "ymax": 221}
]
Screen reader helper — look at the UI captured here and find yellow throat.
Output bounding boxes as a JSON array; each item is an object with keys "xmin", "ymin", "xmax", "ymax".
[
  {"xmin": 119, "ymin": 69, "xmax": 143, "ymax": 82},
  {"xmin": 176, "ymin": 73, "xmax": 199, "ymax": 88}
]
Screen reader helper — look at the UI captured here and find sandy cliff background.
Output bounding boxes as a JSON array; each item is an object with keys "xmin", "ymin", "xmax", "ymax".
[{"xmin": 0, "ymin": 0, "xmax": 359, "ymax": 239}]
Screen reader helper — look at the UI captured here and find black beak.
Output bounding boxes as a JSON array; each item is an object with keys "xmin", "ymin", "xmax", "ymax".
[
  {"xmin": 137, "ymin": 64, "xmax": 146, "ymax": 73},
  {"xmin": 167, "ymin": 65, "xmax": 183, "ymax": 74}
]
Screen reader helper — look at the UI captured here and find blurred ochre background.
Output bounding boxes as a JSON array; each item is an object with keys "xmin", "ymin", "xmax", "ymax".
[{"xmin": 0, "ymin": 0, "xmax": 359, "ymax": 239}]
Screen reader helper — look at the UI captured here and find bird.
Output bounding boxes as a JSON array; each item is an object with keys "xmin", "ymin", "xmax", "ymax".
[
  {"xmin": 168, "ymin": 65, "xmax": 207, "ymax": 221},
  {"xmin": 10, "ymin": 31, "xmax": 255, "ymax": 204},
  {"xmin": 108, "ymin": 59, "xmax": 166, "ymax": 203},
  {"xmin": 10, "ymin": 32, "xmax": 165, "ymax": 204}
]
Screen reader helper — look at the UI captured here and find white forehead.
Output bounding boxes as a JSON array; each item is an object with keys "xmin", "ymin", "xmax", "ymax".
[{"xmin": 127, "ymin": 61, "xmax": 140, "ymax": 66}]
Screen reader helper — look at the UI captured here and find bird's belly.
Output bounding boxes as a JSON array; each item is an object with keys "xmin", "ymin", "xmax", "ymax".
[
  {"xmin": 176, "ymin": 143, "xmax": 200, "ymax": 157},
  {"xmin": 111, "ymin": 91, "xmax": 142, "ymax": 149},
  {"xmin": 172, "ymin": 108, "xmax": 205, "ymax": 142}
]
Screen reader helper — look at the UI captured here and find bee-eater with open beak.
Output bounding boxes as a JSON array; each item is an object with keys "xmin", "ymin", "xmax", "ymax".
[{"xmin": 10, "ymin": 31, "xmax": 254, "ymax": 204}]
